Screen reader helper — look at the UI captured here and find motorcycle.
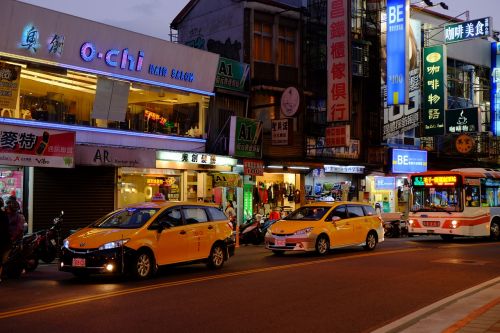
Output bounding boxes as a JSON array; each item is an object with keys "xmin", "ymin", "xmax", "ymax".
[
  {"xmin": 34, "ymin": 211, "xmax": 64, "ymax": 263},
  {"xmin": 383, "ymin": 219, "xmax": 408, "ymax": 238},
  {"xmin": 239, "ymin": 215, "xmax": 264, "ymax": 245},
  {"xmin": 2, "ymin": 233, "xmax": 41, "ymax": 278}
]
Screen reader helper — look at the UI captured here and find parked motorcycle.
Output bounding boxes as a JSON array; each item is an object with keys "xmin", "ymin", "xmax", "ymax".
[
  {"xmin": 35, "ymin": 211, "xmax": 64, "ymax": 263},
  {"xmin": 239, "ymin": 215, "xmax": 265, "ymax": 245},
  {"xmin": 2, "ymin": 233, "xmax": 40, "ymax": 278}
]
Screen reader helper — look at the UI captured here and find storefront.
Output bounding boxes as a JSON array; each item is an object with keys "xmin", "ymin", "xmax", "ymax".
[
  {"xmin": 0, "ymin": 0, "xmax": 221, "ymax": 232},
  {"xmin": 306, "ymin": 165, "xmax": 364, "ymax": 202}
]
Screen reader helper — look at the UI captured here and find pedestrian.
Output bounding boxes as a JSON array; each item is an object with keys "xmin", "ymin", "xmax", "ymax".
[
  {"xmin": 5, "ymin": 198, "xmax": 25, "ymax": 243},
  {"xmin": 225, "ymin": 201, "xmax": 236, "ymax": 220},
  {"xmin": 0, "ymin": 198, "xmax": 11, "ymax": 281}
]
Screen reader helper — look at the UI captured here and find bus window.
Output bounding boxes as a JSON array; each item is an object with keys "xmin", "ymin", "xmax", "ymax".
[
  {"xmin": 464, "ymin": 185, "xmax": 480, "ymax": 207},
  {"xmin": 480, "ymin": 179, "xmax": 500, "ymax": 207}
]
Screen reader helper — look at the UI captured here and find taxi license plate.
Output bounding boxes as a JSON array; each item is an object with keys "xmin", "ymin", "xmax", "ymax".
[
  {"xmin": 72, "ymin": 258, "xmax": 86, "ymax": 267},
  {"xmin": 275, "ymin": 239, "xmax": 286, "ymax": 247}
]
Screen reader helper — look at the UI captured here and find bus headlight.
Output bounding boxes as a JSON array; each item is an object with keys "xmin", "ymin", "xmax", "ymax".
[
  {"xmin": 451, "ymin": 220, "xmax": 458, "ymax": 229},
  {"xmin": 408, "ymin": 219, "xmax": 414, "ymax": 226}
]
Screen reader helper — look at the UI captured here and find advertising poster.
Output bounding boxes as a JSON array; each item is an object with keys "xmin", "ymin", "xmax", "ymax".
[
  {"xmin": 228, "ymin": 116, "xmax": 263, "ymax": 158},
  {"xmin": 382, "ymin": 18, "xmax": 421, "ymax": 140},
  {"xmin": 0, "ymin": 124, "xmax": 75, "ymax": 168},
  {"xmin": 423, "ymin": 44, "xmax": 447, "ymax": 136},
  {"xmin": 0, "ymin": 62, "xmax": 21, "ymax": 110}
]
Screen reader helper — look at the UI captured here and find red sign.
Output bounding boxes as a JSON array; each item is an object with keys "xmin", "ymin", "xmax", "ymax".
[
  {"xmin": 0, "ymin": 124, "xmax": 75, "ymax": 168},
  {"xmin": 243, "ymin": 159, "xmax": 264, "ymax": 176},
  {"xmin": 327, "ymin": 0, "xmax": 349, "ymax": 122},
  {"xmin": 325, "ymin": 125, "xmax": 350, "ymax": 147}
]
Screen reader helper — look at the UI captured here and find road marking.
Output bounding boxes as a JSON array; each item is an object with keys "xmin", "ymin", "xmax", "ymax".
[{"xmin": 0, "ymin": 248, "xmax": 424, "ymax": 319}]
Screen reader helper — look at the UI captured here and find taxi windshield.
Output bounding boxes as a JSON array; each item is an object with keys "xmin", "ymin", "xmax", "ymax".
[
  {"xmin": 284, "ymin": 206, "xmax": 330, "ymax": 221},
  {"xmin": 91, "ymin": 208, "xmax": 159, "ymax": 229}
]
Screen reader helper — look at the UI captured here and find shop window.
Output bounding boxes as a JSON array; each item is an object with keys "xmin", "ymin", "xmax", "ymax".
[
  {"xmin": 278, "ymin": 26, "xmax": 296, "ymax": 66},
  {"xmin": 2, "ymin": 60, "xmax": 206, "ymax": 139},
  {"xmin": 254, "ymin": 21, "xmax": 273, "ymax": 62}
]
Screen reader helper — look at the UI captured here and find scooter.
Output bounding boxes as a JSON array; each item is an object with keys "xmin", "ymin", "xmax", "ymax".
[
  {"xmin": 35, "ymin": 211, "xmax": 64, "ymax": 263},
  {"xmin": 2, "ymin": 233, "xmax": 40, "ymax": 278},
  {"xmin": 239, "ymin": 215, "xmax": 263, "ymax": 245}
]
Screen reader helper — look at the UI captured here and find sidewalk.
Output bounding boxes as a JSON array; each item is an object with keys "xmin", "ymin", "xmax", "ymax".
[{"xmin": 372, "ymin": 276, "xmax": 500, "ymax": 333}]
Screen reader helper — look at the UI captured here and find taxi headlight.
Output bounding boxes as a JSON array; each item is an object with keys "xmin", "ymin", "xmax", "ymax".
[
  {"xmin": 63, "ymin": 239, "xmax": 69, "ymax": 249},
  {"xmin": 294, "ymin": 227, "xmax": 313, "ymax": 235},
  {"xmin": 99, "ymin": 239, "xmax": 130, "ymax": 250}
]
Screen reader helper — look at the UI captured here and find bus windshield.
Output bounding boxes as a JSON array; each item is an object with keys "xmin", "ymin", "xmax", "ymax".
[{"xmin": 411, "ymin": 186, "xmax": 462, "ymax": 213}]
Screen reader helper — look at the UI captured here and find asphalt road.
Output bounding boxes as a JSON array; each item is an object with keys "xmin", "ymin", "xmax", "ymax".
[{"xmin": 0, "ymin": 236, "xmax": 499, "ymax": 333}]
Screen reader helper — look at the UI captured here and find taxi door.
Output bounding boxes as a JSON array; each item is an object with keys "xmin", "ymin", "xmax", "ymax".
[
  {"xmin": 326, "ymin": 205, "xmax": 353, "ymax": 245},
  {"xmin": 152, "ymin": 207, "xmax": 189, "ymax": 265},
  {"xmin": 181, "ymin": 206, "xmax": 212, "ymax": 260},
  {"xmin": 347, "ymin": 205, "xmax": 369, "ymax": 243}
]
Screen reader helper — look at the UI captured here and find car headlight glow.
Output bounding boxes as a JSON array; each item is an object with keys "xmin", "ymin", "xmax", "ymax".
[
  {"xmin": 99, "ymin": 239, "xmax": 130, "ymax": 250},
  {"xmin": 294, "ymin": 227, "xmax": 313, "ymax": 235},
  {"xmin": 63, "ymin": 239, "xmax": 69, "ymax": 249}
]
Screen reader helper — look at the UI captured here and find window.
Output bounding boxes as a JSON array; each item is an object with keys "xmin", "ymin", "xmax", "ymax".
[
  {"xmin": 278, "ymin": 26, "xmax": 296, "ymax": 66},
  {"xmin": 362, "ymin": 205, "xmax": 376, "ymax": 216},
  {"xmin": 254, "ymin": 21, "xmax": 272, "ymax": 62},
  {"xmin": 347, "ymin": 205, "xmax": 364, "ymax": 218},
  {"xmin": 93, "ymin": 208, "xmax": 159, "ymax": 229},
  {"xmin": 480, "ymin": 178, "xmax": 500, "ymax": 207},
  {"xmin": 330, "ymin": 205, "xmax": 347, "ymax": 219},
  {"xmin": 151, "ymin": 208, "xmax": 182, "ymax": 228},
  {"xmin": 464, "ymin": 185, "xmax": 480, "ymax": 207},
  {"xmin": 207, "ymin": 207, "xmax": 227, "ymax": 221},
  {"xmin": 183, "ymin": 207, "xmax": 209, "ymax": 224}
]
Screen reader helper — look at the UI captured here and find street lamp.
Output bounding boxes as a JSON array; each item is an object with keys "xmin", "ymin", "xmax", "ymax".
[{"xmin": 422, "ymin": 0, "xmax": 448, "ymax": 10}]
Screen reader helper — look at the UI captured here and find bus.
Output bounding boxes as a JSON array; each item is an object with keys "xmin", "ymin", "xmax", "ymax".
[{"xmin": 408, "ymin": 168, "xmax": 500, "ymax": 241}]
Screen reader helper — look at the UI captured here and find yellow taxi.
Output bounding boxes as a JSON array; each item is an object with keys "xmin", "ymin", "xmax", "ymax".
[
  {"xmin": 59, "ymin": 200, "xmax": 235, "ymax": 279},
  {"xmin": 265, "ymin": 202, "xmax": 384, "ymax": 255}
]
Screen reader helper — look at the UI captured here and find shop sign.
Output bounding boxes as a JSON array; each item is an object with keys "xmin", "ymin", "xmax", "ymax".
[
  {"xmin": 386, "ymin": 0, "xmax": 409, "ymax": 105},
  {"xmin": 75, "ymin": 145, "xmax": 156, "ymax": 168},
  {"xmin": 444, "ymin": 17, "xmax": 491, "ymax": 44},
  {"xmin": 324, "ymin": 165, "xmax": 365, "ymax": 174},
  {"xmin": 281, "ymin": 87, "xmax": 300, "ymax": 117},
  {"xmin": 0, "ymin": 62, "xmax": 21, "ymax": 110},
  {"xmin": 325, "ymin": 125, "xmax": 350, "ymax": 147},
  {"xmin": 306, "ymin": 136, "xmax": 360, "ymax": 160},
  {"xmin": 156, "ymin": 151, "xmax": 237, "ymax": 167},
  {"xmin": 271, "ymin": 119, "xmax": 290, "ymax": 146},
  {"xmin": 455, "ymin": 134, "xmax": 475, "ymax": 154},
  {"xmin": 0, "ymin": 124, "xmax": 74, "ymax": 168},
  {"xmin": 228, "ymin": 116, "xmax": 263, "ymax": 159},
  {"xmin": 212, "ymin": 173, "xmax": 241, "ymax": 187},
  {"xmin": 423, "ymin": 45, "xmax": 447, "ymax": 136},
  {"xmin": 243, "ymin": 159, "xmax": 264, "ymax": 176},
  {"xmin": 445, "ymin": 107, "xmax": 479, "ymax": 133},
  {"xmin": 491, "ymin": 42, "xmax": 500, "ymax": 136},
  {"xmin": 412, "ymin": 175, "xmax": 457, "ymax": 187},
  {"xmin": 391, "ymin": 148, "xmax": 427, "ymax": 173},
  {"xmin": 383, "ymin": 18, "xmax": 421, "ymax": 140},
  {"xmin": 3, "ymin": 1, "xmax": 218, "ymax": 94},
  {"xmin": 215, "ymin": 57, "xmax": 249, "ymax": 92},
  {"xmin": 327, "ymin": 0, "xmax": 350, "ymax": 122},
  {"xmin": 374, "ymin": 176, "xmax": 395, "ymax": 190}
]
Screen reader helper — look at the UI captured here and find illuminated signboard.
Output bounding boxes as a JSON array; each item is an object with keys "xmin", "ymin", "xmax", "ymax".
[
  {"xmin": 374, "ymin": 176, "xmax": 395, "ymax": 190},
  {"xmin": 445, "ymin": 107, "xmax": 479, "ymax": 133},
  {"xmin": 391, "ymin": 149, "xmax": 427, "ymax": 173},
  {"xmin": 444, "ymin": 17, "xmax": 491, "ymax": 44},
  {"xmin": 386, "ymin": 0, "xmax": 409, "ymax": 105},
  {"xmin": 412, "ymin": 175, "xmax": 458, "ymax": 187},
  {"xmin": 423, "ymin": 45, "xmax": 447, "ymax": 136},
  {"xmin": 492, "ymin": 42, "xmax": 500, "ymax": 137}
]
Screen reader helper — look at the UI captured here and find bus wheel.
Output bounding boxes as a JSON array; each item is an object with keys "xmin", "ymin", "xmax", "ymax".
[
  {"xmin": 490, "ymin": 221, "xmax": 500, "ymax": 241},
  {"xmin": 440, "ymin": 234, "xmax": 454, "ymax": 241}
]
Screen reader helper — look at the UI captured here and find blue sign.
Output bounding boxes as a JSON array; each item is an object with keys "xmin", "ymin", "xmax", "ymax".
[
  {"xmin": 492, "ymin": 42, "xmax": 500, "ymax": 137},
  {"xmin": 391, "ymin": 149, "xmax": 427, "ymax": 173},
  {"xmin": 374, "ymin": 177, "xmax": 396, "ymax": 190},
  {"xmin": 386, "ymin": 0, "xmax": 409, "ymax": 105}
]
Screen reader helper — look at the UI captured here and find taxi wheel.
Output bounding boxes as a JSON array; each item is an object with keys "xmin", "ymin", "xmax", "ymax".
[
  {"xmin": 134, "ymin": 251, "xmax": 155, "ymax": 279},
  {"xmin": 207, "ymin": 244, "xmax": 225, "ymax": 269},
  {"xmin": 315, "ymin": 235, "xmax": 329, "ymax": 255},
  {"xmin": 364, "ymin": 232, "xmax": 377, "ymax": 251}
]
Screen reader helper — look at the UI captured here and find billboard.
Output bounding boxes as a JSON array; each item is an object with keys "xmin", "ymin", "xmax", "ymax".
[
  {"xmin": 445, "ymin": 107, "xmax": 479, "ymax": 134},
  {"xmin": 391, "ymin": 148, "xmax": 427, "ymax": 173},
  {"xmin": 444, "ymin": 17, "xmax": 492, "ymax": 43},
  {"xmin": 492, "ymin": 42, "xmax": 500, "ymax": 137},
  {"xmin": 423, "ymin": 45, "xmax": 447, "ymax": 136},
  {"xmin": 386, "ymin": 0, "xmax": 409, "ymax": 105},
  {"xmin": 228, "ymin": 116, "xmax": 263, "ymax": 158}
]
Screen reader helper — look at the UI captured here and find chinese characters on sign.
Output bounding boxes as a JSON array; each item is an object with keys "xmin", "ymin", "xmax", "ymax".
[
  {"xmin": 327, "ymin": 0, "xmax": 349, "ymax": 122},
  {"xmin": 444, "ymin": 17, "xmax": 491, "ymax": 43},
  {"xmin": 243, "ymin": 159, "xmax": 264, "ymax": 176},
  {"xmin": 391, "ymin": 149, "xmax": 427, "ymax": 173},
  {"xmin": 0, "ymin": 62, "xmax": 21, "ymax": 109},
  {"xmin": 423, "ymin": 45, "xmax": 446, "ymax": 136},
  {"xmin": 214, "ymin": 57, "xmax": 249, "ymax": 92},
  {"xmin": 325, "ymin": 125, "xmax": 350, "ymax": 147},
  {"xmin": 445, "ymin": 107, "xmax": 479, "ymax": 134},
  {"xmin": 491, "ymin": 42, "xmax": 500, "ymax": 137},
  {"xmin": 0, "ymin": 125, "xmax": 75, "ymax": 168},
  {"xmin": 181, "ymin": 153, "xmax": 217, "ymax": 165},
  {"xmin": 18, "ymin": 24, "xmax": 66, "ymax": 56},
  {"xmin": 271, "ymin": 119, "xmax": 290, "ymax": 145},
  {"xmin": 228, "ymin": 116, "xmax": 263, "ymax": 159}
]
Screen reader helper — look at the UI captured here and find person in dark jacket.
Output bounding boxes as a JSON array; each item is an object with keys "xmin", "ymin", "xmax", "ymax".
[
  {"xmin": 5, "ymin": 198, "xmax": 25, "ymax": 243},
  {"xmin": 0, "ymin": 198, "xmax": 12, "ymax": 281}
]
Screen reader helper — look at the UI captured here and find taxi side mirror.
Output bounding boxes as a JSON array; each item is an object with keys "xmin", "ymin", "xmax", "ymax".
[{"xmin": 331, "ymin": 216, "xmax": 341, "ymax": 222}]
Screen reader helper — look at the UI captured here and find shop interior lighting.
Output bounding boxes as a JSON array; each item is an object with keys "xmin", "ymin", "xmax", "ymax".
[
  {"xmin": 288, "ymin": 166, "xmax": 310, "ymax": 170},
  {"xmin": 20, "ymin": 73, "xmax": 96, "ymax": 94},
  {"xmin": 267, "ymin": 165, "xmax": 284, "ymax": 169}
]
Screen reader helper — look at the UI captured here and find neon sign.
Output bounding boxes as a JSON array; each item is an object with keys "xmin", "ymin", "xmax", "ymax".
[
  {"xmin": 412, "ymin": 175, "xmax": 457, "ymax": 187},
  {"xmin": 80, "ymin": 42, "xmax": 144, "ymax": 71},
  {"xmin": 18, "ymin": 24, "xmax": 40, "ymax": 53}
]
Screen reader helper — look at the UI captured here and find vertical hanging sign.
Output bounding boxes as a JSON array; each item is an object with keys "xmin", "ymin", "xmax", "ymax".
[
  {"xmin": 491, "ymin": 42, "xmax": 500, "ymax": 137},
  {"xmin": 327, "ymin": 0, "xmax": 350, "ymax": 122},
  {"xmin": 386, "ymin": 0, "xmax": 409, "ymax": 106},
  {"xmin": 423, "ymin": 45, "xmax": 447, "ymax": 136}
]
